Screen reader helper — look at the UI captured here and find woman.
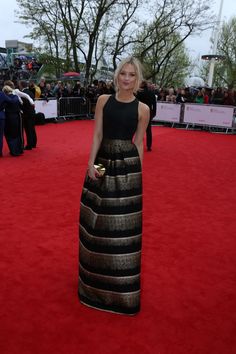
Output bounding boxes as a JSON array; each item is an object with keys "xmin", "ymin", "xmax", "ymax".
[
  {"xmin": 165, "ymin": 87, "xmax": 176, "ymax": 103},
  {"xmin": 4, "ymin": 80, "xmax": 34, "ymax": 106},
  {"xmin": 78, "ymin": 57, "xmax": 149, "ymax": 315},
  {"xmin": 176, "ymin": 88, "xmax": 186, "ymax": 103},
  {"xmin": 3, "ymin": 85, "xmax": 24, "ymax": 156},
  {"xmin": 195, "ymin": 89, "xmax": 204, "ymax": 104}
]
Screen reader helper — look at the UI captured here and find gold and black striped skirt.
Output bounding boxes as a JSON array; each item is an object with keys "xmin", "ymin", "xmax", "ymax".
[{"xmin": 78, "ymin": 139, "xmax": 142, "ymax": 315}]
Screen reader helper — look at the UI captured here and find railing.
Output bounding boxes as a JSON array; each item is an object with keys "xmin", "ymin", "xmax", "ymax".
[
  {"xmin": 58, "ymin": 97, "xmax": 88, "ymax": 119},
  {"xmin": 34, "ymin": 97, "xmax": 95, "ymax": 121},
  {"xmin": 34, "ymin": 97, "xmax": 236, "ymax": 133}
]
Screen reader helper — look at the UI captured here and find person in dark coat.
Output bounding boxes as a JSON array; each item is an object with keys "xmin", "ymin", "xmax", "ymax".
[
  {"xmin": 136, "ymin": 80, "xmax": 157, "ymax": 151},
  {"xmin": 223, "ymin": 89, "xmax": 235, "ymax": 106},
  {"xmin": 19, "ymin": 80, "xmax": 37, "ymax": 150},
  {"xmin": 0, "ymin": 90, "xmax": 12, "ymax": 157},
  {"xmin": 2, "ymin": 85, "xmax": 24, "ymax": 156}
]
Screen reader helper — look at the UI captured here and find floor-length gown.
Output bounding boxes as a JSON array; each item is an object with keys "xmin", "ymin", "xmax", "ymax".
[{"xmin": 79, "ymin": 95, "xmax": 142, "ymax": 315}]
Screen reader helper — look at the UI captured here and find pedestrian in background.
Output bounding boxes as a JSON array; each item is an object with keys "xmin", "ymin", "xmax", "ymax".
[{"xmin": 136, "ymin": 80, "xmax": 156, "ymax": 151}]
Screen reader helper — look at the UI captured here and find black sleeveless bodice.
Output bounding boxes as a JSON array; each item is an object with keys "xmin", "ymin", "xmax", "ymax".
[{"xmin": 103, "ymin": 95, "xmax": 139, "ymax": 140}]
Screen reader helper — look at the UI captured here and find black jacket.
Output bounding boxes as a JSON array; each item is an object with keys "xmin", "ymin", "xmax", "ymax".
[
  {"xmin": 21, "ymin": 89, "xmax": 35, "ymax": 118},
  {"xmin": 136, "ymin": 87, "xmax": 157, "ymax": 118}
]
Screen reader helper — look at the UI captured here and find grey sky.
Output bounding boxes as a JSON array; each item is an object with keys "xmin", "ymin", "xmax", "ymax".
[
  {"xmin": 186, "ymin": 0, "xmax": 236, "ymax": 58},
  {"xmin": 1, "ymin": 0, "xmax": 236, "ymax": 58}
]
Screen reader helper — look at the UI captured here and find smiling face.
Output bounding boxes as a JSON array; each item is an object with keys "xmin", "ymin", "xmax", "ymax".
[
  {"xmin": 117, "ymin": 63, "xmax": 137, "ymax": 92},
  {"xmin": 114, "ymin": 57, "xmax": 142, "ymax": 93}
]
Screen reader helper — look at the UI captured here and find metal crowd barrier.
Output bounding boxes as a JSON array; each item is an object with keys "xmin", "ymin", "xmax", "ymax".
[
  {"xmin": 35, "ymin": 97, "xmax": 96, "ymax": 121},
  {"xmin": 58, "ymin": 97, "xmax": 89, "ymax": 119},
  {"xmin": 88, "ymin": 100, "xmax": 97, "ymax": 118}
]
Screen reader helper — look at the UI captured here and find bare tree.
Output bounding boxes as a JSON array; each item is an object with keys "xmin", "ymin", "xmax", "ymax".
[
  {"xmin": 133, "ymin": 0, "xmax": 214, "ymax": 82},
  {"xmin": 16, "ymin": 0, "xmax": 215, "ymax": 85},
  {"xmin": 56, "ymin": 0, "xmax": 86, "ymax": 73},
  {"xmin": 77, "ymin": 0, "xmax": 118, "ymax": 83},
  {"xmin": 154, "ymin": 34, "xmax": 190, "ymax": 87},
  {"xmin": 106, "ymin": 0, "xmax": 141, "ymax": 70},
  {"xmin": 16, "ymin": 0, "xmax": 66, "ymax": 76}
]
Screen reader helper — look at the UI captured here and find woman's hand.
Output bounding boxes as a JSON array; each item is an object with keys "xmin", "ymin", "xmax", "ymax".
[{"xmin": 87, "ymin": 165, "xmax": 101, "ymax": 180}]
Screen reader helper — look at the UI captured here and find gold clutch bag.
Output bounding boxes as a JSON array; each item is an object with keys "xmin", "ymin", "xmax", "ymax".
[{"xmin": 94, "ymin": 163, "xmax": 106, "ymax": 177}]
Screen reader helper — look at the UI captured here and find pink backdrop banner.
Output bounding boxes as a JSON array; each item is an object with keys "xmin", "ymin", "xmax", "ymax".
[
  {"xmin": 153, "ymin": 102, "xmax": 181, "ymax": 122},
  {"xmin": 184, "ymin": 104, "xmax": 234, "ymax": 128}
]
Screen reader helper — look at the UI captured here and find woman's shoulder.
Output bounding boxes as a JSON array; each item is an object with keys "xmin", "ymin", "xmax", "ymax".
[
  {"xmin": 138, "ymin": 101, "xmax": 150, "ymax": 121},
  {"xmin": 97, "ymin": 94, "xmax": 112, "ymax": 104},
  {"xmin": 138, "ymin": 100, "xmax": 149, "ymax": 113}
]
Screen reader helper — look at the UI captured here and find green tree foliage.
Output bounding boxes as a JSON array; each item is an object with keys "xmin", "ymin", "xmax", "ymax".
[{"xmin": 214, "ymin": 17, "xmax": 236, "ymax": 88}]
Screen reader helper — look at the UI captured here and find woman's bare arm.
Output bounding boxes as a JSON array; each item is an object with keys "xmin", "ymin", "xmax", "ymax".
[
  {"xmin": 87, "ymin": 94, "xmax": 110, "ymax": 179},
  {"xmin": 133, "ymin": 102, "xmax": 150, "ymax": 165}
]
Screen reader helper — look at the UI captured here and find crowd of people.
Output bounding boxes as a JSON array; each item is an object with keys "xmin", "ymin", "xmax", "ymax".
[
  {"xmin": 28, "ymin": 78, "xmax": 116, "ymax": 102},
  {"xmin": 30, "ymin": 78, "xmax": 236, "ymax": 107},
  {"xmin": 158, "ymin": 86, "xmax": 236, "ymax": 105},
  {"xmin": 3, "ymin": 73, "xmax": 234, "ymax": 107},
  {"xmin": 13, "ymin": 56, "xmax": 41, "ymax": 73}
]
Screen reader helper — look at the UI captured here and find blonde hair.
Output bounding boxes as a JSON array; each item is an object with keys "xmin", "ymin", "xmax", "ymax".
[
  {"xmin": 114, "ymin": 57, "xmax": 143, "ymax": 93},
  {"xmin": 2, "ymin": 85, "xmax": 13, "ymax": 94}
]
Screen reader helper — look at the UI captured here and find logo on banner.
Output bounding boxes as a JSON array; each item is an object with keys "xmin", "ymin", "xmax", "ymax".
[
  {"xmin": 189, "ymin": 107, "xmax": 201, "ymax": 112},
  {"xmin": 161, "ymin": 105, "xmax": 175, "ymax": 111},
  {"xmin": 210, "ymin": 108, "xmax": 226, "ymax": 114}
]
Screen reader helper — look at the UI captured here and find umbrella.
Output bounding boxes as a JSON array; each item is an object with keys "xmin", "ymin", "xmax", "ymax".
[
  {"xmin": 61, "ymin": 71, "xmax": 80, "ymax": 81},
  {"xmin": 15, "ymin": 55, "xmax": 28, "ymax": 60},
  {"xmin": 185, "ymin": 76, "xmax": 205, "ymax": 88},
  {"xmin": 62, "ymin": 71, "xmax": 80, "ymax": 77},
  {"xmin": 62, "ymin": 71, "xmax": 80, "ymax": 76}
]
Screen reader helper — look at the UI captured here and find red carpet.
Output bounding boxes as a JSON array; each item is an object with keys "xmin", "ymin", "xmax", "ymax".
[{"xmin": 1, "ymin": 121, "xmax": 236, "ymax": 354}]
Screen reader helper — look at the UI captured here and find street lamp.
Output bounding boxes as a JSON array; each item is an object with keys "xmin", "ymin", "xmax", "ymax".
[
  {"xmin": 201, "ymin": 54, "xmax": 225, "ymax": 61},
  {"xmin": 205, "ymin": 0, "xmax": 224, "ymax": 87},
  {"xmin": 201, "ymin": 54, "xmax": 225, "ymax": 86}
]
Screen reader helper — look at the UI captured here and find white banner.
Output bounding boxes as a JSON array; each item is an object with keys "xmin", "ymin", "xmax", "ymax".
[
  {"xmin": 153, "ymin": 102, "xmax": 181, "ymax": 122},
  {"xmin": 35, "ymin": 99, "xmax": 58, "ymax": 119},
  {"xmin": 184, "ymin": 104, "xmax": 234, "ymax": 128}
]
